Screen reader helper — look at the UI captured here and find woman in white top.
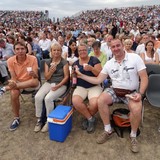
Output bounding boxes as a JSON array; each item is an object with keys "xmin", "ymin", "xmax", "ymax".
[
  {"xmin": 140, "ymin": 40, "xmax": 159, "ymax": 64},
  {"xmin": 67, "ymin": 39, "xmax": 79, "ymax": 66}
]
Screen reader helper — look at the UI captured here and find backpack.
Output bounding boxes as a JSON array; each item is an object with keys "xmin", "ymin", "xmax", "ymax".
[
  {"xmin": 111, "ymin": 108, "xmax": 140, "ymax": 138},
  {"xmin": 112, "ymin": 108, "xmax": 130, "ymax": 128}
]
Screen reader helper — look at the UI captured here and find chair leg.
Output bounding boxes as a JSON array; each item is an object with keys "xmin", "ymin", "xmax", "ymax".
[
  {"xmin": 141, "ymin": 98, "xmax": 145, "ymax": 127},
  {"xmin": 20, "ymin": 94, "xmax": 25, "ymax": 103}
]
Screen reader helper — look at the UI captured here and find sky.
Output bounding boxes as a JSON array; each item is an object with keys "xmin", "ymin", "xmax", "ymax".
[{"xmin": 0, "ymin": 0, "xmax": 159, "ymax": 19}]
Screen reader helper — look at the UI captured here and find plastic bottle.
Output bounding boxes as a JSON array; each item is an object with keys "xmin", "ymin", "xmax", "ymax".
[{"xmin": 71, "ymin": 67, "xmax": 77, "ymax": 88}]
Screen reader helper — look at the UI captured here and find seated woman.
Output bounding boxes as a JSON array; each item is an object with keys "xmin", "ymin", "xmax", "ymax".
[
  {"xmin": 89, "ymin": 41, "xmax": 107, "ymax": 67},
  {"xmin": 34, "ymin": 43, "xmax": 69, "ymax": 133},
  {"xmin": 123, "ymin": 39, "xmax": 135, "ymax": 53},
  {"xmin": 72, "ymin": 43, "xmax": 103, "ymax": 134},
  {"xmin": 140, "ymin": 40, "xmax": 159, "ymax": 64},
  {"xmin": 66, "ymin": 39, "xmax": 79, "ymax": 66}
]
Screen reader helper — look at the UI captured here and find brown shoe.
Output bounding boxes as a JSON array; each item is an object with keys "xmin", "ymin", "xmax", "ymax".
[
  {"xmin": 130, "ymin": 137, "xmax": 139, "ymax": 153},
  {"xmin": 96, "ymin": 130, "xmax": 114, "ymax": 144}
]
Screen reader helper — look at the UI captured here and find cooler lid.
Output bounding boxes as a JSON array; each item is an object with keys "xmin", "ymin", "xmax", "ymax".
[{"xmin": 48, "ymin": 105, "xmax": 72, "ymax": 120}]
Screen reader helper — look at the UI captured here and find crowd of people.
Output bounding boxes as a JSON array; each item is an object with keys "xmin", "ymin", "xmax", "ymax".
[{"xmin": 0, "ymin": 4, "xmax": 160, "ymax": 154}]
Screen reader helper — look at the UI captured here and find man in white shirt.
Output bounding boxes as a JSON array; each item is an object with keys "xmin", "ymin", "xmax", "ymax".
[
  {"xmin": 77, "ymin": 39, "xmax": 148, "ymax": 153},
  {"xmin": 101, "ymin": 34, "xmax": 113, "ymax": 60},
  {"xmin": 38, "ymin": 33, "xmax": 51, "ymax": 59}
]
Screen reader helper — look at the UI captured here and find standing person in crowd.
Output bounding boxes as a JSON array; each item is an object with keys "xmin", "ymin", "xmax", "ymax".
[
  {"xmin": 0, "ymin": 41, "xmax": 40, "ymax": 131},
  {"xmin": 67, "ymin": 39, "xmax": 79, "ymax": 66},
  {"xmin": 89, "ymin": 41, "xmax": 107, "ymax": 67},
  {"xmin": 140, "ymin": 40, "xmax": 159, "ymax": 64},
  {"xmin": 76, "ymin": 39, "xmax": 148, "ymax": 153},
  {"xmin": 0, "ymin": 38, "xmax": 14, "ymax": 84},
  {"xmin": 72, "ymin": 43, "xmax": 103, "ymax": 134},
  {"xmin": 34, "ymin": 43, "xmax": 69, "ymax": 133}
]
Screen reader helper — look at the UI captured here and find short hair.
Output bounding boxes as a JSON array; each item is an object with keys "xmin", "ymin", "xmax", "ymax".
[
  {"xmin": 92, "ymin": 41, "xmax": 101, "ymax": 48},
  {"xmin": 0, "ymin": 38, "xmax": 5, "ymax": 44},
  {"xmin": 13, "ymin": 41, "xmax": 27, "ymax": 50},
  {"xmin": 50, "ymin": 42, "xmax": 62, "ymax": 58},
  {"xmin": 123, "ymin": 39, "xmax": 133, "ymax": 46},
  {"xmin": 78, "ymin": 43, "xmax": 88, "ymax": 50}
]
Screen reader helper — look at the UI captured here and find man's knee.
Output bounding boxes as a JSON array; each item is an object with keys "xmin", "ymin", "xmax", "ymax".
[
  {"xmin": 98, "ymin": 93, "xmax": 112, "ymax": 107},
  {"xmin": 10, "ymin": 90, "xmax": 20, "ymax": 99},
  {"xmin": 129, "ymin": 101, "xmax": 142, "ymax": 115}
]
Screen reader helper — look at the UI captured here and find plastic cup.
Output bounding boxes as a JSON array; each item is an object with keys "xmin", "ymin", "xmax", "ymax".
[
  {"xmin": 27, "ymin": 67, "xmax": 32, "ymax": 72},
  {"xmin": 51, "ymin": 83, "xmax": 56, "ymax": 87},
  {"xmin": 83, "ymin": 63, "xmax": 88, "ymax": 68}
]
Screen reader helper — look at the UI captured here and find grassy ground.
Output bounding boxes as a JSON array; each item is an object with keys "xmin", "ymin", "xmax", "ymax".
[{"xmin": 0, "ymin": 92, "xmax": 160, "ymax": 160}]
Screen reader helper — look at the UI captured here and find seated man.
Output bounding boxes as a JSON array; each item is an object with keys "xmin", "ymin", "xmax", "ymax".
[
  {"xmin": 76, "ymin": 39, "xmax": 148, "ymax": 153},
  {"xmin": 72, "ymin": 43, "xmax": 103, "ymax": 134},
  {"xmin": 0, "ymin": 38, "xmax": 14, "ymax": 83},
  {"xmin": 0, "ymin": 41, "xmax": 40, "ymax": 131}
]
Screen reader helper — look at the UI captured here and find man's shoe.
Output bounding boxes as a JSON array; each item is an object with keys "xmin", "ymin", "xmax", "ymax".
[
  {"xmin": 130, "ymin": 137, "xmax": 139, "ymax": 153},
  {"xmin": 96, "ymin": 130, "xmax": 114, "ymax": 144},
  {"xmin": 41, "ymin": 122, "xmax": 48, "ymax": 132},
  {"xmin": 87, "ymin": 117, "xmax": 96, "ymax": 133},
  {"xmin": 9, "ymin": 118, "xmax": 20, "ymax": 131},
  {"xmin": 34, "ymin": 121, "xmax": 42, "ymax": 132},
  {"xmin": 81, "ymin": 119, "xmax": 88, "ymax": 130},
  {"xmin": 0, "ymin": 87, "xmax": 5, "ymax": 96}
]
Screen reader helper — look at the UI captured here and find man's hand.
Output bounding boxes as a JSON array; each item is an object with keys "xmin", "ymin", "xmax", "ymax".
[
  {"xmin": 8, "ymin": 80, "xmax": 17, "ymax": 89},
  {"xmin": 28, "ymin": 71, "xmax": 37, "ymax": 78},
  {"xmin": 125, "ymin": 93, "xmax": 142, "ymax": 102}
]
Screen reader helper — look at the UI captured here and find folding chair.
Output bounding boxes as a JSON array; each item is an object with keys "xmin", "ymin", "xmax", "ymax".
[
  {"xmin": 146, "ymin": 74, "xmax": 160, "ymax": 108},
  {"xmin": 142, "ymin": 64, "xmax": 160, "ymax": 123},
  {"xmin": 20, "ymin": 68, "xmax": 41, "ymax": 103}
]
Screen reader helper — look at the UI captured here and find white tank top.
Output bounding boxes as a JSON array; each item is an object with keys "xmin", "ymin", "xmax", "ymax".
[{"xmin": 144, "ymin": 51, "xmax": 155, "ymax": 62}]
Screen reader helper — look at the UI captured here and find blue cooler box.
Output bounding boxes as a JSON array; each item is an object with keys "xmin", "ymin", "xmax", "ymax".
[{"xmin": 47, "ymin": 105, "xmax": 73, "ymax": 142}]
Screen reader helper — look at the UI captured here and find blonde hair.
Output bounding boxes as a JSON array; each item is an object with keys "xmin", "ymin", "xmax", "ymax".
[
  {"xmin": 49, "ymin": 42, "xmax": 62, "ymax": 58},
  {"xmin": 123, "ymin": 39, "xmax": 133, "ymax": 46}
]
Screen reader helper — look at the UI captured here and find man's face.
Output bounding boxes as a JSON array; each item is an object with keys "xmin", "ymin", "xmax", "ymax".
[
  {"xmin": 110, "ymin": 39, "xmax": 124, "ymax": 57},
  {"xmin": 0, "ymin": 41, "xmax": 5, "ymax": 48},
  {"xmin": 14, "ymin": 44, "xmax": 27, "ymax": 58}
]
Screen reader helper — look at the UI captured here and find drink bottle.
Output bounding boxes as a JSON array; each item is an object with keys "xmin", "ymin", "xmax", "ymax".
[{"xmin": 71, "ymin": 67, "xmax": 77, "ymax": 88}]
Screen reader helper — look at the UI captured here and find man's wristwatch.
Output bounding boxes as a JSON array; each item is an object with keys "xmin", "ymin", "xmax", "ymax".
[{"xmin": 139, "ymin": 92, "xmax": 145, "ymax": 99}]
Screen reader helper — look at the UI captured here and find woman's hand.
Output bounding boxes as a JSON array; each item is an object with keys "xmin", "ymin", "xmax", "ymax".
[
  {"xmin": 51, "ymin": 84, "xmax": 61, "ymax": 91},
  {"xmin": 49, "ymin": 64, "xmax": 57, "ymax": 73},
  {"xmin": 83, "ymin": 64, "xmax": 93, "ymax": 71}
]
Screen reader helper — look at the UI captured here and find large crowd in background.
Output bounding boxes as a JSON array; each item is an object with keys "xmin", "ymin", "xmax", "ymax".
[{"xmin": 0, "ymin": 4, "xmax": 160, "ymax": 153}]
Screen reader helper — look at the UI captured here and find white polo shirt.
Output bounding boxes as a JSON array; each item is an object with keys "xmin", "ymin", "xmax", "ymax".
[{"xmin": 101, "ymin": 53, "xmax": 146, "ymax": 90}]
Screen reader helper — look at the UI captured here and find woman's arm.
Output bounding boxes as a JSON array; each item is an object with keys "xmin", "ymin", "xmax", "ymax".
[
  {"xmin": 44, "ymin": 62, "xmax": 56, "ymax": 80},
  {"xmin": 154, "ymin": 52, "xmax": 159, "ymax": 64},
  {"xmin": 84, "ymin": 63, "xmax": 102, "ymax": 76}
]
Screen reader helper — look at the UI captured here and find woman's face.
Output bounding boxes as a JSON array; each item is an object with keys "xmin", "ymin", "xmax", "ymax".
[
  {"xmin": 69, "ymin": 42, "xmax": 77, "ymax": 52},
  {"xmin": 124, "ymin": 42, "xmax": 132, "ymax": 50},
  {"xmin": 51, "ymin": 45, "xmax": 62, "ymax": 58},
  {"xmin": 78, "ymin": 45, "xmax": 88, "ymax": 59},
  {"xmin": 146, "ymin": 42, "xmax": 154, "ymax": 51},
  {"xmin": 93, "ymin": 46, "xmax": 100, "ymax": 54}
]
